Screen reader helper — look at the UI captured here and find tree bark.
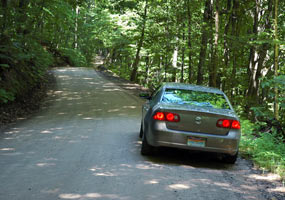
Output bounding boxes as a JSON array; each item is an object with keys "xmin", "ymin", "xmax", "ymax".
[
  {"xmin": 247, "ymin": 0, "xmax": 273, "ymax": 104},
  {"xmin": 274, "ymin": 0, "xmax": 279, "ymax": 120},
  {"xmin": 230, "ymin": 0, "xmax": 239, "ymax": 97},
  {"xmin": 130, "ymin": 0, "xmax": 148, "ymax": 82},
  {"xmin": 181, "ymin": 27, "xmax": 185, "ymax": 83},
  {"xmin": 171, "ymin": 37, "xmax": 179, "ymax": 82},
  {"xmin": 247, "ymin": 0, "xmax": 259, "ymax": 103},
  {"xmin": 186, "ymin": 0, "xmax": 193, "ymax": 83},
  {"xmin": 197, "ymin": 0, "xmax": 211, "ymax": 85},
  {"xmin": 209, "ymin": 0, "xmax": 219, "ymax": 87}
]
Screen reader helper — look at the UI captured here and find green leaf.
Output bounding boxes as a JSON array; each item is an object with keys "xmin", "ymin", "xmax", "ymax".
[
  {"xmin": 0, "ymin": 64, "xmax": 10, "ymax": 68},
  {"xmin": 43, "ymin": 7, "xmax": 55, "ymax": 17}
]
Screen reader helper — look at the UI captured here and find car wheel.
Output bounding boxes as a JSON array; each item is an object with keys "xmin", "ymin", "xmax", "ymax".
[
  {"xmin": 141, "ymin": 134, "xmax": 154, "ymax": 155},
  {"xmin": 139, "ymin": 122, "xmax": 143, "ymax": 138},
  {"xmin": 222, "ymin": 152, "xmax": 238, "ymax": 164}
]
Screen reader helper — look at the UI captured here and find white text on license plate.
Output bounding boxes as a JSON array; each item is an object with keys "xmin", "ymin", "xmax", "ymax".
[{"xmin": 187, "ymin": 137, "xmax": 206, "ymax": 147}]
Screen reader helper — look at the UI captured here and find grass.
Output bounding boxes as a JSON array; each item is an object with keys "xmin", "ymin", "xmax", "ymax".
[{"xmin": 240, "ymin": 119, "xmax": 285, "ymax": 181}]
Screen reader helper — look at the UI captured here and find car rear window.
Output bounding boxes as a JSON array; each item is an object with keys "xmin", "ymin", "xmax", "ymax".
[{"xmin": 162, "ymin": 88, "xmax": 231, "ymax": 110}]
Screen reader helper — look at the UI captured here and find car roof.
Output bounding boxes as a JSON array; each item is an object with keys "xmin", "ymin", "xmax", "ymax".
[{"xmin": 161, "ymin": 82, "xmax": 224, "ymax": 94}]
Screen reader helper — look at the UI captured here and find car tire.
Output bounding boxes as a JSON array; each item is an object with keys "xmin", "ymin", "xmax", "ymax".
[
  {"xmin": 141, "ymin": 134, "xmax": 154, "ymax": 155},
  {"xmin": 222, "ymin": 152, "xmax": 238, "ymax": 164},
  {"xmin": 139, "ymin": 122, "xmax": 143, "ymax": 138}
]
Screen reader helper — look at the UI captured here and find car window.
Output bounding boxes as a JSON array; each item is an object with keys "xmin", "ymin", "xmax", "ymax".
[{"xmin": 162, "ymin": 88, "xmax": 230, "ymax": 110}]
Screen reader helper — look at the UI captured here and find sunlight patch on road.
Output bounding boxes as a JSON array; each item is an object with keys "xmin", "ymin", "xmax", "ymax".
[
  {"xmin": 269, "ymin": 187, "xmax": 285, "ymax": 193},
  {"xmin": 57, "ymin": 112, "xmax": 66, "ymax": 115},
  {"xmin": 93, "ymin": 172, "xmax": 116, "ymax": 177},
  {"xmin": 120, "ymin": 164, "xmax": 132, "ymax": 168},
  {"xmin": 214, "ymin": 182, "xmax": 230, "ymax": 187},
  {"xmin": 36, "ymin": 163, "xmax": 56, "ymax": 167},
  {"xmin": 145, "ymin": 179, "xmax": 159, "ymax": 184},
  {"xmin": 83, "ymin": 117, "xmax": 94, "ymax": 120},
  {"xmin": 108, "ymin": 109, "xmax": 120, "ymax": 113},
  {"xmin": 59, "ymin": 193, "xmax": 123, "ymax": 199},
  {"xmin": 41, "ymin": 188, "xmax": 60, "ymax": 194},
  {"xmin": 3, "ymin": 137, "xmax": 14, "ymax": 140},
  {"xmin": 89, "ymin": 167, "xmax": 103, "ymax": 172},
  {"xmin": 41, "ymin": 130, "xmax": 53, "ymax": 134},
  {"xmin": 104, "ymin": 88, "xmax": 122, "ymax": 92},
  {"xmin": 0, "ymin": 148, "xmax": 15, "ymax": 151},
  {"xmin": 53, "ymin": 136, "xmax": 63, "ymax": 140},
  {"xmin": 168, "ymin": 183, "xmax": 190, "ymax": 190},
  {"xmin": 123, "ymin": 106, "xmax": 137, "ymax": 109},
  {"xmin": 248, "ymin": 173, "xmax": 281, "ymax": 181},
  {"xmin": 54, "ymin": 90, "xmax": 64, "ymax": 94},
  {"xmin": 59, "ymin": 193, "xmax": 81, "ymax": 199}
]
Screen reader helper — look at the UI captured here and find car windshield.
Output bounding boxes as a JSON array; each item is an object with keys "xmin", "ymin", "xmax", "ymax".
[{"xmin": 162, "ymin": 88, "xmax": 231, "ymax": 110}]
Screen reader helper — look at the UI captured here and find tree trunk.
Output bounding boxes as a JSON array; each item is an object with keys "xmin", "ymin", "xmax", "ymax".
[
  {"xmin": 274, "ymin": 0, "xmax": 279, "ymax": 120},
  {"xmin": 172, "ymin": 37, "xmax": 179, "ymax": 82},
  {"xmin": 247, "ymin": 0, "xmax": 273, "ymax": 104},
  {"xmin": 230, "ymin": 0, "xmax": 239, "ymax": 97},
  {"xmin": 74, "ymin": 4, "xmax": 80, "ymax": 49},
  {"xmin": 197, "ymin": 0, "xmax": 211, "ymax": 85},
  {"xmin": 209, "ymin": 0, "xmax": 219, "ymax": 87},
  {"xmin": 181, "ymin": 28, "xmax": 185, "ymax": 83},
  {"xmin": 186, "ymin": 0, "xmax": 193, "ymax": 83},
  {"xmin": 130, "ymin": 0, "xmax": 148, "ymax": 82},
  {"xmin": 247, "ymin": 0, "xmax": 260, "ymax": 103},
  {"xmin": 145, "ymin": 56, "xmax": 150, "ymax": 85}
]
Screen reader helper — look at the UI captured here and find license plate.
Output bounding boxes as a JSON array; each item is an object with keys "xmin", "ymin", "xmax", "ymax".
[{"xmin": 187, "ymin": 137, "xmax": 206, "ymax": 147}]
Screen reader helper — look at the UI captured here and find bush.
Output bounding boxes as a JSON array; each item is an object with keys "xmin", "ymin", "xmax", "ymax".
[
  {"xmin": 240, "ymin": 119, "xmax": 285, "ymax": 180},
  {"xmin": 57, "ymin": 48, "xmax": 87, "ymax": 67},
  {"xmin": 0, "ymin": 37, "xmax": 53, "ymax": 104}
]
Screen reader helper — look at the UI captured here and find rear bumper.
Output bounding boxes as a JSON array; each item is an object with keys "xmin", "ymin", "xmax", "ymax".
[{"xmin": 145, "ymin": 121, "xmax": 241, "ymax": 155}]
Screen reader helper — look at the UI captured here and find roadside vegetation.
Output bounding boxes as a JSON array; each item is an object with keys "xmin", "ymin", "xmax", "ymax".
[
  {"xmin": 240, "ymin": 120, "xmax": 285, "ymax": 180},
  {"xmin": 0, "ymin": 1, "xmax": 284, "ymax": 179}
]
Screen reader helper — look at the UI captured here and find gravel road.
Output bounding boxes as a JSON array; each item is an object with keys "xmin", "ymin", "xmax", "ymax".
[{"xmin": 0, "ymin": 67, "xmax": 284, "ymax": 200}]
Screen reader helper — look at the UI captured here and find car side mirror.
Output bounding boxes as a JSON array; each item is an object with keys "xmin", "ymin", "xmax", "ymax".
[{"xmin": 139, "ymin": 93, "xmax": 151, "ymax": 100}]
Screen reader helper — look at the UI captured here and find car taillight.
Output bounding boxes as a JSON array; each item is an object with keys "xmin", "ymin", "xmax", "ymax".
[
  {"xmin": 153, "ymin": 112, "xmax": 165, "ymax": 121},
  {"xmin": 231, "ymin": 120, "xmax": 241, "ymax": 129},
  {"xmin": 153, "ymin": 112, "xmax": 180, "ymax": 122},
  {"xmin": 217, "ymin": 119, "xmax": 240, "ymax": 129}
]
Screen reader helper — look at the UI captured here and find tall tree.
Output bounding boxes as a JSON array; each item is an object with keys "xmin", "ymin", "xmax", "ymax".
[
  {"xmin": 130, "ymin": 0, "xmax": 148, "ymax": 82},
  {"xmin": 197, "ymin": 0, "xmax": 211, "ymax": 85},
  {"xmin": 273, "ymin": 0, "xmax": 279, "ymax": 120}
]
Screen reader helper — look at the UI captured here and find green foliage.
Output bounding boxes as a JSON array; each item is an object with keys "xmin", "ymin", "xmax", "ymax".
[
  {"xmin": 0, "ymin": 0, "xmax": 101, "ymax": 104},
  {"xmin": 260, "ymin": 75, "xmax": 285, "ymax": 127},
  {"xmin": 58, "ymin": 48, "xmax": 87, "ymax": 67},
  {"xmin": 0, "ymin": 89, "xmax": 15, "ymax": 104},
  {"xmin": 240, "ymin": 120, "xmax": 285, "ymax": 180}
]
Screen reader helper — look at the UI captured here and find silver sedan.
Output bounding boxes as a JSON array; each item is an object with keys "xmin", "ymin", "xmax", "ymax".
[{"xmin": 139, "ymin": 83, "xmax": 241, "ymax": 164}]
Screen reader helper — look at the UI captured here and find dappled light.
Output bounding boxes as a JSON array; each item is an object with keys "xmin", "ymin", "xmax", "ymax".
[
  {"xmin": 168, "ymin": 184, "xmax": 191, "ymax": 190},
  {"xmin": 41, "ymin": 130, "xmax": 53, "ymax": 134},
  {"xmin": 0, "ymin": 148, "xmax": 15, "ymax": 151},
  {"xmin": 36, "ymin": 163, "xmax": 56, "ymax": 167},
  {"xmin": 59, "ymin": 193, "xmax": 124, "ymax": 199},
  {"xmin": 1, "ymin": 67, "xmax": 284, "ymax": 200},
  {"xmin": 145, "ymin": 179, "xmax": 159, "ymax": 184},
  {"xmin": 248, "ymin": 173, "xmax": 282, "ymax": 181}
]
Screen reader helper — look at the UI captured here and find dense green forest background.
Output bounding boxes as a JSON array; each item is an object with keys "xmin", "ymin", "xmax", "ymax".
[
  {"xmin": 3, "ymin": 0, "xmax": 284, "ymax": 130},
  {"xmin": 0, "ymin": 0, "xmax": 284, "ymax": 176}
]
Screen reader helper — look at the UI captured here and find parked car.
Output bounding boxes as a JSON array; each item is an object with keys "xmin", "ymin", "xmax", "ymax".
[{"xmin": 139, "ymin": 83, "xmax": 241, "ymax": 164}]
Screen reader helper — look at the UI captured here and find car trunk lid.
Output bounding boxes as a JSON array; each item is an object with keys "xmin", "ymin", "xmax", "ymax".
[{"xmin": 158, "ymin": 103, "xmax": 238, "ymax": 136}]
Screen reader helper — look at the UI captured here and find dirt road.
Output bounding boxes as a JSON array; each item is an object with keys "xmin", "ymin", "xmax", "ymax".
[{"xmin": 0, "ymin": 68, "xmax": 283, "ymax": 200}]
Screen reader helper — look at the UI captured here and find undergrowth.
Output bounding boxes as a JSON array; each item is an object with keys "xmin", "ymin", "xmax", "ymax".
[{"xmin": 240, "ymin": 119, "xmax": 285, "ymax": 180}]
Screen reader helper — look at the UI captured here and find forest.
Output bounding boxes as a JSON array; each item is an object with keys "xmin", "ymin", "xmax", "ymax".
[{"xmin": 0, "ymin": 0, "xmax": 284, "ymax": 178}]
